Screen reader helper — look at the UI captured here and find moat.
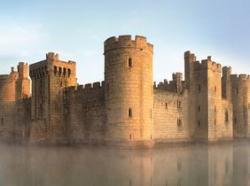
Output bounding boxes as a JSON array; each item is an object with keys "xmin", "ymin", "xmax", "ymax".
[{"xmin": 0, "ymin": 142, "xmax": 249, "ymax": 186}]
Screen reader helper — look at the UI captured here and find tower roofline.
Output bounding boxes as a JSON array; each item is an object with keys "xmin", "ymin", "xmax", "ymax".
[{"xmin": 104, "ymin": 35, "xmax": 153, "ymax": 54}]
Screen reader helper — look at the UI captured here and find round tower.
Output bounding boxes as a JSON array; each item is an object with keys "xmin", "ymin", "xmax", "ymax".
[{"xmin": 104, "ymin": 35, "xmax": 154, "ymax": 145}]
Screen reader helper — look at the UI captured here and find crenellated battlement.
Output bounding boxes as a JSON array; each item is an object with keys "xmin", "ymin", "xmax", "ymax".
[
  {"xmin": 104, "ymin": 35, "xmax": 153, "ymax": 53},
  {"xmin": 222, "ymin": 66, "xmax": 232, "ymax": 76},
  {"xmin": 46, "ymin": 52, "xmax": 59, "ymax": 62},
  {"xmin": 231, "ymin": 74, "xmax": 250, "ymax": 81},
  {"xmin": 65, "ymin": 81, "xmax": 105, "ymax": 94},
  {"xmin": 154, "ymin": 73, "xmax": 184, "ymax": 93},
  {"xmin": 29, "ymin": 52, "xmax": 76, "ymax": 80},
  {"xmin": 184, "ymin": 51, "xmax": 196, "ymax": 62},
  {"xmin": 191, "ymin": 56, "xmax": 221, "ymax": 72},
  {"xmin": 201, "ymin": 57, "xmax": 222, "ymax": 72}
]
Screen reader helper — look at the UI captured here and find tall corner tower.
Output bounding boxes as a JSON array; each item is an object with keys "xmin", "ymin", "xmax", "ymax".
[{"xmin": 104, "ymin": 35, "xmax": 154, "ymax": 144}]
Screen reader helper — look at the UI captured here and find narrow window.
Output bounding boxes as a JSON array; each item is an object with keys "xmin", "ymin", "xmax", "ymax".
[
  {"xmin": 177, "ymin": 101, "xmax": 181, "ymax": 108},
  {"xmin": 234, "ymin": 117, "xmax": 237, "ymax": 124},
  {"xmin": 129, "ymin": 134, "xmax": 132, "ymax": 140},
  {"xmin": 225, "ymin": 110, "xmax": 229, "ymax": 123},
  {"xmin": 177, "ymin": 159, "xmax": 182, "ymax": 172},
  {"xmin": 198, "ymin": 105, "xmax": 201, "ymax": 112},
  {"xmin": 177, "ymin": 118, "xmax": 182, "ymax": 127},
  {"xmin": 197, "ymin": 120, "xmax": 201, "ymax": 127},
  {"xmin": 63, "ymin": 68, "xmax": 66, "ymax": 76},
  {"xmin": 129, "ymin": 108, "xmax": 132, "ymax": 118},
  {"xmin": 68, "ymin": 69, "xmax": 71, "ymax": 77},
  {"xmin": 214, "ymin": 86, "xmax": 217, "ymax": 93},
  {"xmin": 1, "ymin": 118, "xmax": 3, "ymax": 126},
  {"xmin": 165, "ymin": 103, "xmax": 168, "ymax": 109},
  {"xmin": 198, "ymin": 84, "xmax": 201, "ymax": 93},
  {"xmin": 59, "ymin": 67, "xmax": 62, "ymax": 76},
  {"xmin": 54, "ymin": 66, "xmax": 57, "ymax": 75},
  {"xmin": 128, "ymin": 58, "xmax": 133, "ymax": 68},
  {"xmin": 235, "ymin": 88, "xmax": 239, "ymax": 95}
]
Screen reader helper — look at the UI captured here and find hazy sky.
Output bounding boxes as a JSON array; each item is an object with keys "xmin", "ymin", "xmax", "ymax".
[{"xmin": 0, "ymin": 0, "xmax": 249, "ymax": 83}]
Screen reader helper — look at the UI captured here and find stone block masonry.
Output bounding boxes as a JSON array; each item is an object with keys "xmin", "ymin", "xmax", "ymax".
[{"xmin": 0, "ymin": 35, "xmax": 247, "ymax": 146}]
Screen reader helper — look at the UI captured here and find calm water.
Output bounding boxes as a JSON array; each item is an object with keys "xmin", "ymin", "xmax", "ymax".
[{"xmin": 0, "ymin": 142, "xmax": 249, "ymax": 186}]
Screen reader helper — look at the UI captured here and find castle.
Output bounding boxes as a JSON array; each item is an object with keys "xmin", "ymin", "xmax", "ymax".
[{"xmin": 0, "ymin": 35, "xmax": 249, "ymax": 146}]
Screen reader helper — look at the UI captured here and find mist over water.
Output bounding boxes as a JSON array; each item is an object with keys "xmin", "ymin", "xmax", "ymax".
[{"xmin": 0, "ymin": 142, "xmax": 248, "ymax": 186}]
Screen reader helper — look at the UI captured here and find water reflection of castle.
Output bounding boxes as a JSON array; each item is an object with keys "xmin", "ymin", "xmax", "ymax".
[
  {"xmin": 0, "ymin": 143, "xmax": 249, "ymax": 185},
  {"xmin": 0, "ymin": 35, "xmax": 249, "ymax": 145}
]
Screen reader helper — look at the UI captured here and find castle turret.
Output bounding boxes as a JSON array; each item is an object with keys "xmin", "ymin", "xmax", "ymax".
[
  {"xmin": 231, "ymin": 74, "xmax": 250, "ymax": 138},
  {"xmin": 104, "ymin": 35, "xmax": 154, "ymax": 145}
]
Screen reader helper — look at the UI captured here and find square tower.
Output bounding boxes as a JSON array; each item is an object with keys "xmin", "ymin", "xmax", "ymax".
[
  {"xmin": 185, "ymin": 52, "xmax": 233, "ymax": 141},
  {"xmin": 29, "ymin": 52, "xmax": 77, "ymax": 141}
]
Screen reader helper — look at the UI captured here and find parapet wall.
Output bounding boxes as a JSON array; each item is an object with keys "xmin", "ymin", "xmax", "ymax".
[
  {"xmin": 65, "ymin": 81, "xmax": 105, "ymax": 95},
  {"xmin": 104, "ymin": 35, "xmax": 153, "ymax": 53},
  {"xmin": 153, "ymin": 88, "xmax": 190, "ymax": 142},
  {"xmin": 231, "ymin": 74, "xmax": 250, "ymax": 81}
]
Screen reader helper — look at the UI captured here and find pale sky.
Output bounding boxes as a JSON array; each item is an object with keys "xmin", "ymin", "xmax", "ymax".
[{"xmin": 0, "ymin": 0, "xmax": 249, "ymax": 84}]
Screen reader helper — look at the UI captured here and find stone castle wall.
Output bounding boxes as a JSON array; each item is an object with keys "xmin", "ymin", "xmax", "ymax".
[
  {"xmin": 153, "ymin": 89, "xmax": 190, "ymax": 142},
  {"xmin": 64, "ymin": 82, "xmax": 106, "ymax": 144},
  {"xmin": 0, "ymin": 35, "xmax": 249, "ymax": 146}
]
